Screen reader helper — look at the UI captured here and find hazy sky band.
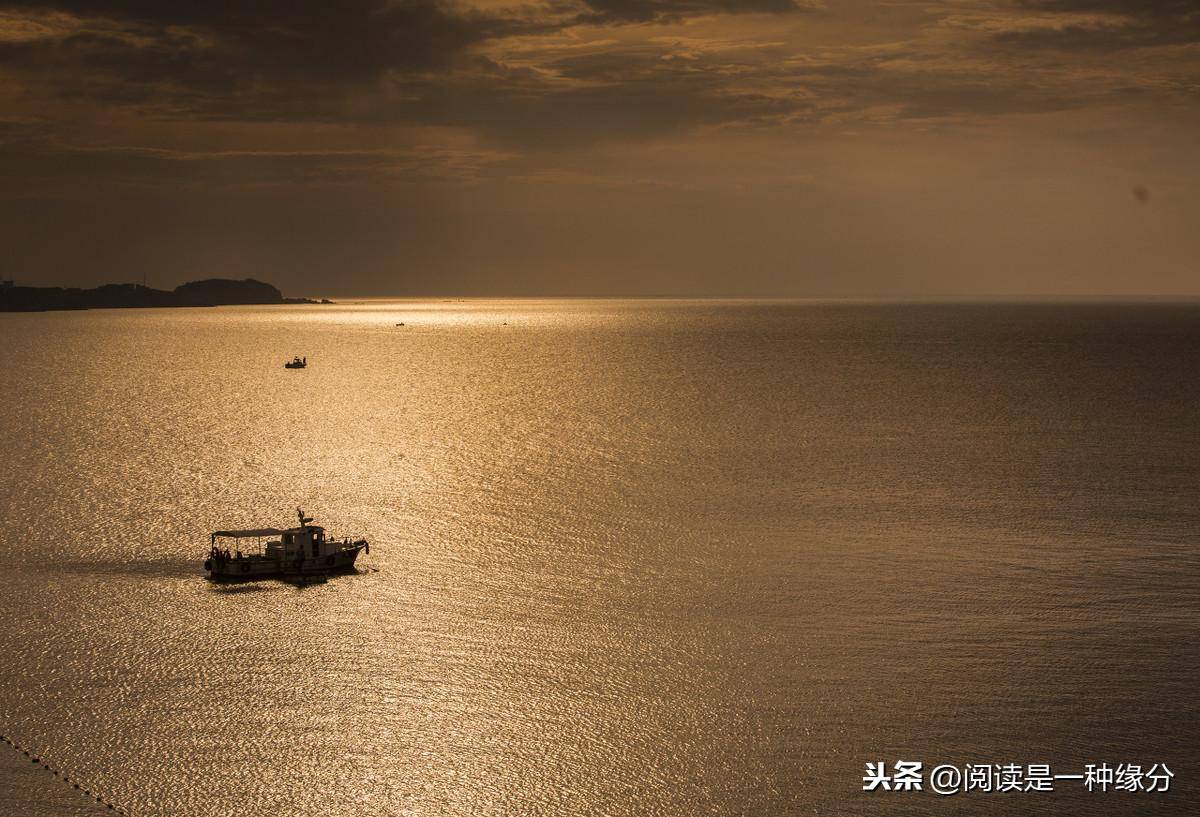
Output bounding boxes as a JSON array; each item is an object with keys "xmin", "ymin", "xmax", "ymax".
[{"xmin": 1, "ymin": 0, "xmax": 1197, "ymax": 295}]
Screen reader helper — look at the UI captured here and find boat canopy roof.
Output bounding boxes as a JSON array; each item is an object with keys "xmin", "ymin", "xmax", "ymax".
[
  {"xmin": 213, "ymin": 528, "xmax": 283, "ymax": 538},
  {"xmin": 212, "ymin": 525, "xmax": 325, "ymax": 538}
]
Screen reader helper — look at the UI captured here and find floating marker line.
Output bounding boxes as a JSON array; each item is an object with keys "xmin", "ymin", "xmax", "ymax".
[{"xmin": 0, "ymin": 731, "xmax": 131, "ymax": 815}]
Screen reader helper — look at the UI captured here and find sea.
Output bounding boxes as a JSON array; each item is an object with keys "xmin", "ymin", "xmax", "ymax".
[{"xmin": 0, "ymin": 299, "xmax": 1196, "ymax": 816}]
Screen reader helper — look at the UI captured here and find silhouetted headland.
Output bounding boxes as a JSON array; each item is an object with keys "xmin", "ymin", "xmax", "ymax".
[{"xmin": 0, "ymin": 278, "xmax": 333, "ymax": 312}]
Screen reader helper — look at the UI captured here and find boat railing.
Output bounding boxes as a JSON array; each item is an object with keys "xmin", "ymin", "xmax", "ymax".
[
  {"xmin": 209, "ymin": 536, "xmax": 274, "ymax": 559},
  {"xmin": 209, "ymin": 533, "xmax": 365, "ymax": 561}
]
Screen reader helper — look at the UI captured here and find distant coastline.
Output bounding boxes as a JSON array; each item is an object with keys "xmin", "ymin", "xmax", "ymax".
[{"xmin": 0, "ymin": 278, "xmax": 333, "ymax": 312}]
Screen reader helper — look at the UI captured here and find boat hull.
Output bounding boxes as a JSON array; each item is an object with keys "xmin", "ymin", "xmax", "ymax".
[{"xmin": 206, "ymin": 544, "xmax": 365, "ymax": 582}]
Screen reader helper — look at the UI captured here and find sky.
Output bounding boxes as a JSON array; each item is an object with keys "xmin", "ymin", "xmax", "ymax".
[{"xmin": 1, "ymin": 0, "xmax": 1197, "ymax": 297}]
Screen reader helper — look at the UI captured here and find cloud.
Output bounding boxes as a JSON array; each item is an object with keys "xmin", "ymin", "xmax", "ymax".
[
  {"xmin": 0, "ymin": 0, "xmax": 814, "ymax": 89},
  {"xmin": 0, "ymin": 137, "xmax": 514, "ymax": 194},
  {"xmin": 0, "ymin": 1, "xmax": 558, "ymax": 125},
  {"xmin": 570, "ymin": 0, "xmax": 815, "ymax": 25},
  {"xmin": 991, "ymin": 0, "xmax": 1200, "ymax": 50},
  {"xmin": 0, "ymin": 0, "xmax": 1196, "ymax": 157},
  {"xmin": 0, "ymin": 0, "xmax": 825, "ymax": 134}
]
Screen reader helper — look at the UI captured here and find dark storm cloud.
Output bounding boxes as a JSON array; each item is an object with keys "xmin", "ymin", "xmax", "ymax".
[
  {"xmin": 0, "ymin": 0, "xmax": 526, "ymax": 76},
  {"xmin": 1, "ymin": 0, "xmax": 1190, "ymax": 149},
  {"xmin": 0, "ymin": 1, "xmax": 540, "ymax": 121},
  {"xmin": 994, "ymin": 0, "xmax": 1200, "ymax": 50},
  {"xmin": 0, "ymin": 0, "xmax": 819, "ymax": 129},
  {"xmin": 0, "ymin": 0, "xmax": 812, "ymax": 88}
]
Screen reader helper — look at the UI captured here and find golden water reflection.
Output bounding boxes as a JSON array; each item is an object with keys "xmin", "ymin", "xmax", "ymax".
[{"xmin": 0, "ymin": 300, "xmax": 1197, "ymax": 816}]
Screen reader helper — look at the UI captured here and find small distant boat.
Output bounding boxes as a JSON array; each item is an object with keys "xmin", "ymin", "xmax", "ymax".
[
  {"xmin": 205, "ymin": 508, "xmax": 369, "ymax": 582},
  {"xmin": 284, "ymin": 356, "xmax": 307, "ymax": 369}
]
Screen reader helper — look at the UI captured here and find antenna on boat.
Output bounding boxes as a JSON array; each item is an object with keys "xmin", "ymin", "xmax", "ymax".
[{"xmin": 297, "ymin": 506, "xmax": 313, "ymax": 528}]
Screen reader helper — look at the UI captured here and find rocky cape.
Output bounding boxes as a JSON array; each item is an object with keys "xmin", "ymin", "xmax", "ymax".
[{"xmin": 0, "ymin": 278, "xmax": 331, "ymax": 312}]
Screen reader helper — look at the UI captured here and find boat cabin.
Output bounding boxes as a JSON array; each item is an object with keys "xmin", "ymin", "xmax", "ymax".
[{"xmin": 267, "ymin": 525, "xmax": 336, "ymax": 559}]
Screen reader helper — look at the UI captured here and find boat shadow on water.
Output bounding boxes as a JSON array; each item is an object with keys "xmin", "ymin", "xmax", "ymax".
[
  {"xmin": 42, "ymin": 559, "xmax": 203, "ymax": 580},
  {"xmin": 209, "ymin": 582, "xmax": 275, "ymax": 594}
]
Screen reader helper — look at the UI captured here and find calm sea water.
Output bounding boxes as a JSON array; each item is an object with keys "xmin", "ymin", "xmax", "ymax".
[{"xmin": 0, "ymin": 299, "xmax": 1197, "ymax": 816}]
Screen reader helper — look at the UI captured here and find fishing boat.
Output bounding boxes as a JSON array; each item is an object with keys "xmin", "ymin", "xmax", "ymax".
[
  {"xmin": 205, "ymin": 508, "xmax": 369, "ymax": 582},
  {"xmin": 284, "ymin": 356, "xmax": 307, "ymax": 369}
]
